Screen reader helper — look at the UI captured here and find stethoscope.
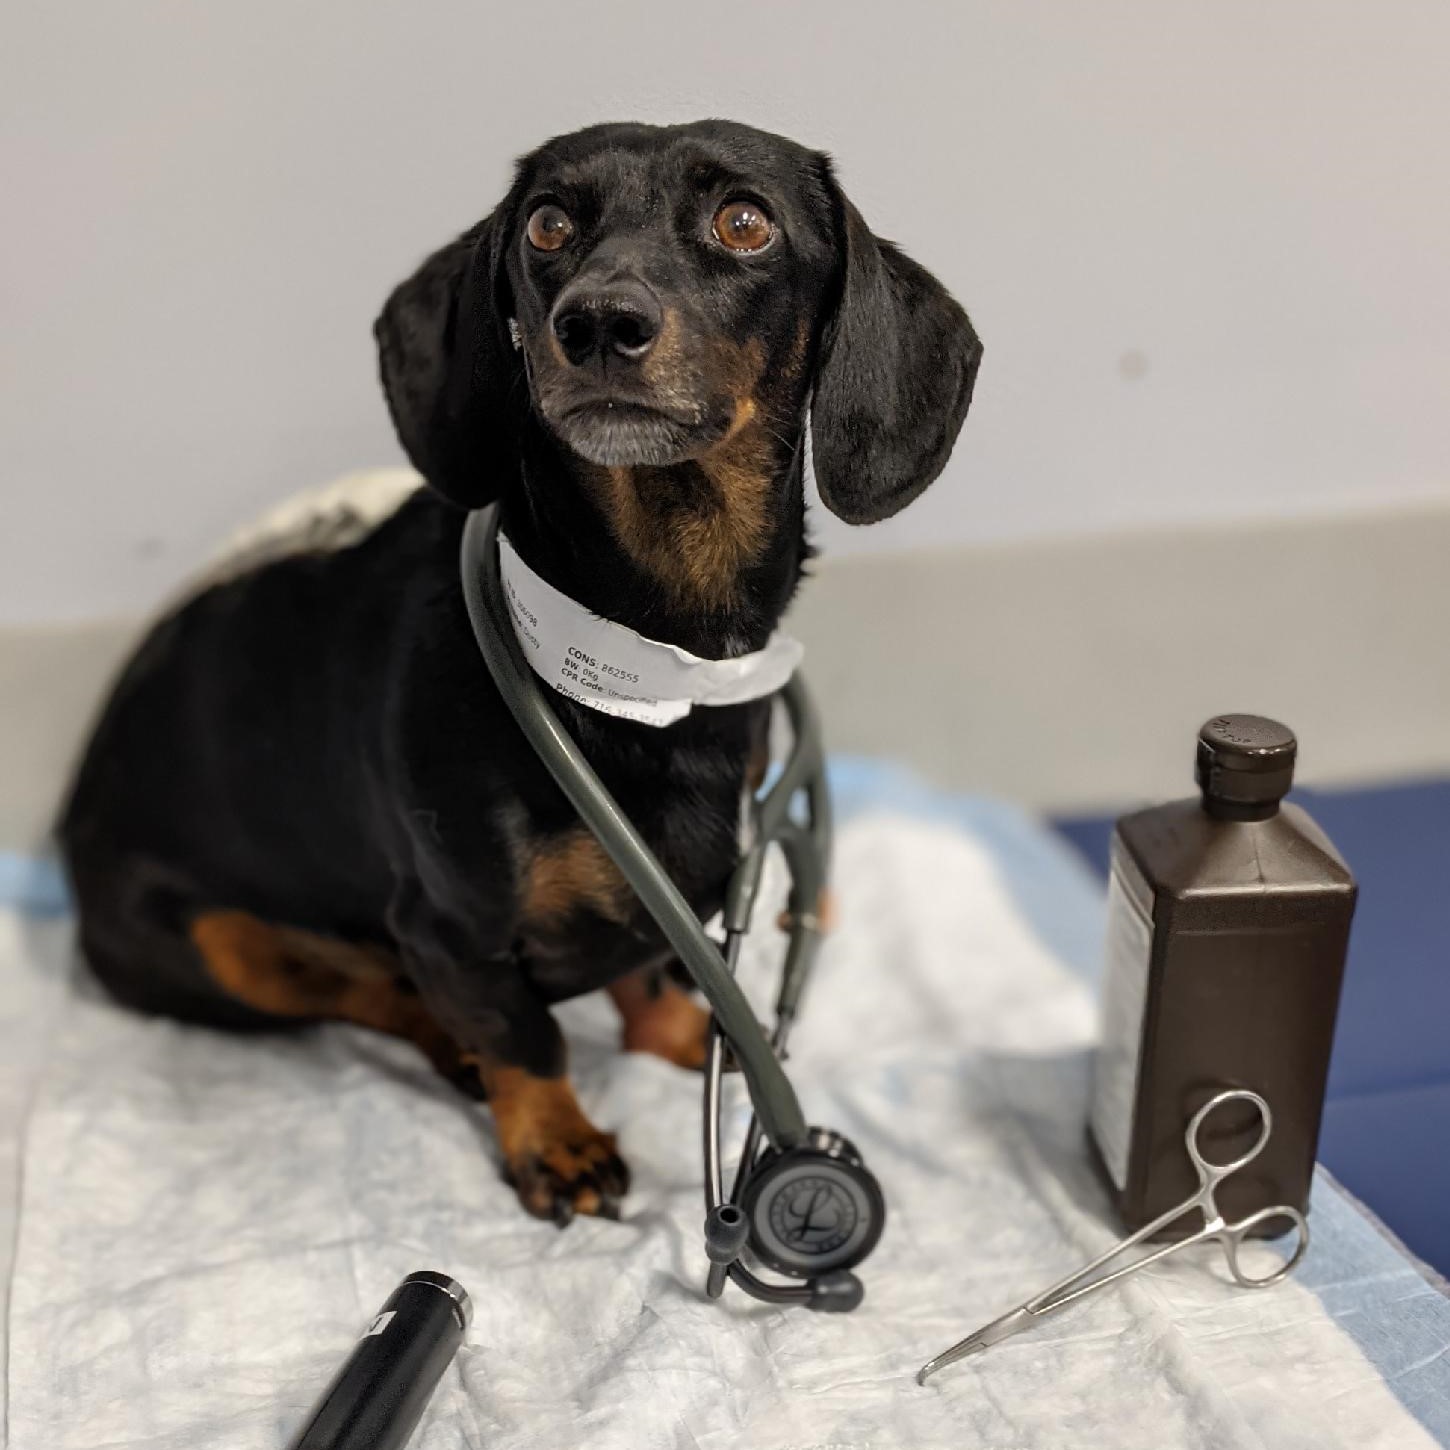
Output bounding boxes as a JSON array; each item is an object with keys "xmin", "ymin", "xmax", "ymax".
[{"xmin": 460, "ymin": 503, "xmax": 885, "ymax": 1311}]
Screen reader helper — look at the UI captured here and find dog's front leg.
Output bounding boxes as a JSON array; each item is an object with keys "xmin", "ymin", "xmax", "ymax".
[
  {"xmin": 467, "ymin": 1048, "xmax": 630, "ymax": 1224},
  {"xmin": 390, "ymin": 889, "xmax": 629, "ymax": 1224},
  {"xmin": 424, "ymin": 962, "xmax": 630, "ymax": 1225}
]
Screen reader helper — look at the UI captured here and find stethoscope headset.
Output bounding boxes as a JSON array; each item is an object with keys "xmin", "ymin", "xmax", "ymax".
[{"xmin": 460, "ymin": 504, "xmax": 886, "ymax": 1311}]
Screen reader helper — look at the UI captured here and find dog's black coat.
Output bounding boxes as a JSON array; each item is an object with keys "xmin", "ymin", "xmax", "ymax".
[{"xmin": 60, "ymin": 120, "xmax": 980, "ymax": 1217}]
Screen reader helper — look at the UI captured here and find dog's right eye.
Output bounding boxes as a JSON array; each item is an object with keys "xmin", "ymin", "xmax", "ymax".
[{"xmin": 526, "ymin": 205, "xmax": 575, "ymax": 253}]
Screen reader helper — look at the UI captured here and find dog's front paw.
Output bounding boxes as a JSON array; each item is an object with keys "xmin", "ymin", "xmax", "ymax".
[
  {"xmin": 506, "ymin": 1125, "xmax": 631, "ymax": 1227},
  {"xmin": 476, "ymin": 1061, "xmax": 631, "ymax": 1225}
]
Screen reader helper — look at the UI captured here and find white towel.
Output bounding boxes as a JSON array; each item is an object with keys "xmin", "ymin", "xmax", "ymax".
[{"xmin": 3, "ymin": 796, "xmax": 1447, "ymax": 1449}]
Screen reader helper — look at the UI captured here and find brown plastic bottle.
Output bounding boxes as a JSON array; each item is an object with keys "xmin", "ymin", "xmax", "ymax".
[{"xmin": 1088, "ymin": 715, "xmax": 1357, "ymax": 1236}]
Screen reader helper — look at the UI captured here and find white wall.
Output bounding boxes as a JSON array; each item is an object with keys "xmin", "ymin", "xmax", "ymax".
[{"xmin": 4, "ymin": 1, "xmax": 1449, "ymax": 623}]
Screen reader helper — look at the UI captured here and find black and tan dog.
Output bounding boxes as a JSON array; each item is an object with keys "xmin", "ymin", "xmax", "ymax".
[{"xmin": 60, "ymin": 120, "xmax": 980, "ymax": 1224}]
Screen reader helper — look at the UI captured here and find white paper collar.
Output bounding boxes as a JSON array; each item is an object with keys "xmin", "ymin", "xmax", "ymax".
[{"xmin": 496, "ymin": 532, "xmax": 805, "ymax": 727}]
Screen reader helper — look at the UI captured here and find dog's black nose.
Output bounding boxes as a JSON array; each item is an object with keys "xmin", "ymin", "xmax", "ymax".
[{"xmin": 551, "ymin": 283, "xmax": 662, "ymax": 366}]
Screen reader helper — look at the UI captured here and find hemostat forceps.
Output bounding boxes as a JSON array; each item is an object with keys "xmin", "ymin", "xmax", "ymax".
[{"xmin": 917, "ymin": 1089, "xmax": 1310, "ymax": 1385}]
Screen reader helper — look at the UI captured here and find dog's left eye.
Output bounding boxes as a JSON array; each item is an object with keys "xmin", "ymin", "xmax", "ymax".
[
  {"xmin": 526, "ymin": 205, "xmax": 575, "ymax": 252},
  {"xmin": 712, "ymin": 200, "xmax": 775, "ymax": 254}
]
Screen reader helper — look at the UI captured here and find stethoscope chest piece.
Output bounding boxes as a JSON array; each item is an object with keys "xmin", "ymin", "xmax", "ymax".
[{"xmin": 740, "ymin": 1130, "xmax": 886, "ymax": 1279}]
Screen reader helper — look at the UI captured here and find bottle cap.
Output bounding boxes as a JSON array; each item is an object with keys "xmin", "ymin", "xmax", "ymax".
[{"xmin": 1196, "ymin": 714, "xmax": 1297, "ymax": 816}]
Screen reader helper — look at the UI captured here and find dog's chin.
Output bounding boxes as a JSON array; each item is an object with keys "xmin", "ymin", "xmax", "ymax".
[{"xmin": 546, "ymin": 403, "xmax": 722, "ymax": 469}]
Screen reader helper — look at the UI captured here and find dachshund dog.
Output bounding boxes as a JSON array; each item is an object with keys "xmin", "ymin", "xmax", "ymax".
[{"xmin": 60, "ymin": 120, "xmax": 981, "ymax": 1224}]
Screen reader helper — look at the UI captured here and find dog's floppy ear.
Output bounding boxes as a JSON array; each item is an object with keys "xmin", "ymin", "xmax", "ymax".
[
  {"xmin": 809, "ymin": 160, "xmax": 983, "ymax": 525},
  {"xmin": 374, "ymin": 201, "xmax": 522, "ymax": 509}
]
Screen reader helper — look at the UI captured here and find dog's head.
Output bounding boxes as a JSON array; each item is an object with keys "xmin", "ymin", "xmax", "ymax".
[{"xmin": 376, "ymin": 119, "xmax": 981, "ymax": 526}]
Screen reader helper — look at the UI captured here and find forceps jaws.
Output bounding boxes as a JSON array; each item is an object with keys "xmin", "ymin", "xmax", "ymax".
[
  {"xmin": 916, "ymin": 1307, "xmax": 1039, "ymax": 1384},
  {"xmin": 916, "ymin": 1209, "xmax": 1224, "ymax": 1384}
]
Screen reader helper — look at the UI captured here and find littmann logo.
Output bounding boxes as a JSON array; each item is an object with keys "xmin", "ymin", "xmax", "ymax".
[
  {"xmin": 770, "ymin": 1176, "xmax": 857, "ymax": 1256},
  {"xmin": 364, "ymin": 1310, "xmax": 396, "ymax": 1338}
]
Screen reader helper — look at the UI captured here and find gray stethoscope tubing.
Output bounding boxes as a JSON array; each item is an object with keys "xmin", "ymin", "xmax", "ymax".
[
  {"xmin": 460, "ymin": 503, "xmax": 814, "ymax": 1148},
  {"xmin": 461, "ymin": 504, "xmax": 882, "ymax": 1309},
  {"xmin": 700, "ymin": 691, "xmax": 832, "ymax": 1304}
]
